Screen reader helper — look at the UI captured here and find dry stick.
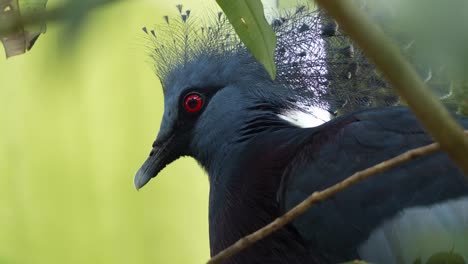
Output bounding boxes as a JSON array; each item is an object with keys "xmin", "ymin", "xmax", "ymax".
[
  {"xmin": 207, "ymin": 132, "xmax": 468, "ymax": 264},
  {"xmin": 314, "ymin": 0, "xmax": 468, "ymax": 175}
]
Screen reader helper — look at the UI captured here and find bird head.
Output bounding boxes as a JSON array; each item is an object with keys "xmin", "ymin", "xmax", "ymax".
[
  {"xmin": 134, "ymin": 5, "xmax": 398, "ymax": 190},
  {"xmin": 133, "ymin": 50, "xmax": 299, "ymax": 189}
]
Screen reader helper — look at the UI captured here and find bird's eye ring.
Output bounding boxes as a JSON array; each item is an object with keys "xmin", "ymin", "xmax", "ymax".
[{"xmin": 183, "ymin": 93, "xmax": 204, "ymax": 113}]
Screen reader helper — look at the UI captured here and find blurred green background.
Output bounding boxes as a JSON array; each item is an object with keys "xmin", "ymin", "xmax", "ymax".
[
  {"xmin": 0, "ymin": 1, "xmax": 211, "ymax": 263},
  {"xmin": 2, "ymin": 1, "xmax": 468, "ymax": 263}
]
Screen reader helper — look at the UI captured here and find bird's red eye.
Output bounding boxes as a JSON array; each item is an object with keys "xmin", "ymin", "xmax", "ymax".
[{"xmin": 183, "ymin": 93, "xmax": 203, "ymax": 113}]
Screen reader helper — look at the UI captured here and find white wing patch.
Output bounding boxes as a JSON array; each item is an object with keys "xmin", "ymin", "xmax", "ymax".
[
  {"xmin": 277, "ymin": 107, "xmax": 331, "ymax": 128},
  {"xmin": 359, "ymin": 197, "xmax": 468, "ymax": 264}
]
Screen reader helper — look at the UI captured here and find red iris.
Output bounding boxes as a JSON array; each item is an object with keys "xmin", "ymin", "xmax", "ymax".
[{"xmin": 184, "ymin": 93, "xmax": 203, "ymax": 113}]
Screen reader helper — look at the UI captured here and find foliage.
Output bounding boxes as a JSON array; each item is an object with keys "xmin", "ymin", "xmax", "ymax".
[
  {"xmin": 0, "ymin": 0, "xmax": 47, "ymax": 57},
  {"xmin": 216, "ymin": 0, "xmax": 277, "ymax": 79},
  {"xmin": 426, "ymin": 251, "xmax": 466, "ymax": 264}
]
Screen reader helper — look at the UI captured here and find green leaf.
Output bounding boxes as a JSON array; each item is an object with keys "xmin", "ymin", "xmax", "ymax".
[
  {"xmin": 413, "ymin": 256, "xmax": 423, "ymax": 264},
  {"xmin": 216, "ymin": 0, "xmax": 277, "ymax": 79},
  {"xmin": 0, "ymin": 0, "xmax": 47, "ymax": 58},
  {"xmin": 426, "ymin": 251, "xmax": 465, "ymax": 264}
]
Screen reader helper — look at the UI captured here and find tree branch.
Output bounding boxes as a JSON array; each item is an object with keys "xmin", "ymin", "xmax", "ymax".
[
  {"xmin": 314, "ymin": 0, "xmax": 468, "ymax": 175},
  {"xmin": 207, "ymin": 131, "xmax": 468, "ymax": 264}
]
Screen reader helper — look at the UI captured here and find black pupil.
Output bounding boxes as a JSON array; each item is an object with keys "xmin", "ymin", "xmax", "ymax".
[{"xmin": 188, "ymin": 97, "xmax": 199, "ymax": 109}]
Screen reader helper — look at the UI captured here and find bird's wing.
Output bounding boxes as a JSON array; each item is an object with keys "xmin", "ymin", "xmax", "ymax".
[{"xmin": 278, "ymin": 106, "xmax": 468, "ymax": 263}]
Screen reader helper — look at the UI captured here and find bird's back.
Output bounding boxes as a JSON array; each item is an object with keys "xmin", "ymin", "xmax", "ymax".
[{"xmin": 279, "ymin": 106, "xmax": 468, "ymax": 263}]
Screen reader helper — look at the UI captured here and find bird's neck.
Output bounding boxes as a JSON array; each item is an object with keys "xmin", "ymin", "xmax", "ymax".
[{"xmin": 204, "ymin": 126, "xmax": 316, "ymax": 263}]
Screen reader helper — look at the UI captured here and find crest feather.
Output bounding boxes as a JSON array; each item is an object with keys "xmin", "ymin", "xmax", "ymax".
[{"xmin": 144, "ymin": 5, "xmax": 399, "ymax": 114}]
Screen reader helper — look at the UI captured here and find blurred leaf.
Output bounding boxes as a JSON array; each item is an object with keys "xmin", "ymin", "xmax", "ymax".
[
  {"xmin": 278, "ymin": 0, "xmax": 308, "ymax": 9},
  {"xmin": 339, "ymin": 261, "xmax": 370, "ymax": 264},
  {"xmin": 413, "ymin": 256, "xmax": 423, "ymax": 264},
  {"xmin": 318, "ymin": 1, "xmax": 462, "ymax": 116},
  {"xmin": 0, "ymin": 0, "xmax": 47, "ymax": 58},
  {"xmin": 426, "ymin": 251, "xmax": 466, "ymax": 264},
  {"xmin": 360, "ymin": 0, "xmax": 468, "ymax": 115},
  {"xmin": 59, "ymin": 0, "xmax": 96, "ymax": 49},
  {"xmin": 216, "ymin": 0, "xmax": 277, "ymax": 79}
]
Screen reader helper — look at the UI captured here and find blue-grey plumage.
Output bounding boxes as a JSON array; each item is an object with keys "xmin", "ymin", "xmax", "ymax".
[{"xmin": 134, "ymin": 5, "xmax": 468, "ymax": 264}]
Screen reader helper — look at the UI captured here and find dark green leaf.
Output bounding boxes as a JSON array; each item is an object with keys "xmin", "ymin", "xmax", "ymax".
[
  {"xmin": 426, "ymin": 251, "xmax": 465, "ymax": 264},
  {"xmin": 413, "ymin": 256, "xmax": 423, "ymax": 264},
  {"xmin": 216, "ymin": 0, "xmax": 277, "ymax": 79}
]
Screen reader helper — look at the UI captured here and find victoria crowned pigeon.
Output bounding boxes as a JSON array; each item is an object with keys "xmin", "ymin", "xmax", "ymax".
[{"xmin": 134, "ymin": 6, "xmax": 468, "ymax": 264}]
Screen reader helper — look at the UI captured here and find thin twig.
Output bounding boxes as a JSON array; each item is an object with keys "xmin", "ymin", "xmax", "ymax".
[
  {"xmin": 207, "ymin": 131, "xmax": 468, "ymax": 264},
  {"xmin": 314, "ymin": 0, "xmax": 468, "ymax": 175}
]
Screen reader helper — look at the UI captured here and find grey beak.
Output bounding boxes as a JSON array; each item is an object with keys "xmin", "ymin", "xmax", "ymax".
[
  {"xmin": 134, "ymin": 135, "xmax": 175, "ymax": 190},
  {"xmin": 134, "ymin": 163, "xmax": 154, "ymax": 190}
]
